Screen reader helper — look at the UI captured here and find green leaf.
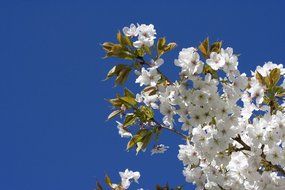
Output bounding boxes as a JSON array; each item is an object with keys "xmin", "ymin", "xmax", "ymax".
[
  {"xmin": 143, "ymin": 86, "xmax": 157, "ymax": 96},
  {"xmin": 127, "ymin": 129, "xmax": 153, "ymax": 154},
  {"xmin": 157, "ymin": 37, "xmax": 166, "ymax": 51},
  {"xmin": 274, "ymin": 86, "xmax": 285, "ymax": 97},
  {"xmin": 142, "ymin": 45, "xmax": 151, "ymax": 55},
  {"xmin": 109, "ymin": 44, "xmax": 123, "ymax": 54},
  {"xmin": 115, "ymin": 67, "xmax": 132, "ymax": 85},
  {"xmin": 135, "ymin": 106, "xmax": 154, "ymax": 122},
  {"xmin": 134, "ymin": 48, "xmax": 145, "ymax": 57},
  {"xmin": 263, "ymin": 96, "xmax": 270, "ymax": 105},
  {"xmin": 123, "ymin": 36, "xmax": 132, "ymax": 46},
  {"xmin": 157, "ymin": 37, "xmax": 166, "ymax": 56},
  {"xmin": 270, "ymin": 68, "xmax": 280, "ymax": 86},
  {"xmin": 106, "ymin": 64, "xmax": 126, "ymax": 79},
  {"xmin": 256, "ymin": 71, "xmax": 273, "ymax": 88},
  {"xmin": 108, "ymin": 98, "xmax": 123, "ymax": 107},
  {"xmin": 102, "ymin": 42, "xmax": 114, "ymax": 52},
  {"xmin": 105, "ymin": 64, "xmax": 132, "ymax": 85},
  {"xmin": 135, "ymin": 131, "xmax": 152, "ymax": 154},
  {"xmin": 117, "ymin": 31, "xmax": 132, "ymax": 46},
  {"xmin": 256, "ymin": 71, "xmax": 265, "ymax": 86},
  {"xmin": 116, "ymin": 31, "xmax": 123, "ymax": 45},
  {"xmin": 203, "ymin": 64, "xmax": 218, "ymax": 79},
  {"xmin": 123, "ymin": 113, "xmax": 137, "ymax": 128},
  {"xmin": 108, "ymin": 90, "xmax": 137, "ymax": 110},
  {"xmin": 157, "ymin": 37, "xmax": 176, "ymax": 57},
  {"xmin": 140, "ymin": 131, "xmax": 152, "ymax": 150},
  {"xmin": 210, "ymin": 41, "xmax": 222, "ymax": 53},
  {"xmin": 199, "ymin": 37, "xmax": 209, "ymax": 58},
  {"xmin": 105, "ymin": 175, "xmax": 112, "ymax": 187},
  {"xmin": 124, "ymin": 88, "xmax": 135, "ymax": 98},
  {"xmin": 164, "ymin": 42, "xmax": 177, "ymax": 51},
  {"xmin": 264, "ymin": 76, "xmax": 271, "ymax": 88},
  {"xmin": 106, "ymin": 44, "xmax": 134, "ymax": 60},
  {"xmin": 141, "ymin": 106, "xmax": 154, "ymax": 121},
  {"xmin": 119, "ymin": 96, "xmax": 137, "ymax": 107},
  {"xmin": 107, "ymin": 110, "xmax": 122, "ymax": 120},
  {"xmin": 116, "ymin": 50, "xmax": 135, "ymax": 60},
  {"xmin": 127, "ymin": 129, "xmax": 148, "ymax": 150}
]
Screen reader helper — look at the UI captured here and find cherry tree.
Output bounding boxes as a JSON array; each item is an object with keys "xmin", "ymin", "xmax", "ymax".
[{"xmin": 97, "ymin": 23, "xmax": 285, "ymax": 190}]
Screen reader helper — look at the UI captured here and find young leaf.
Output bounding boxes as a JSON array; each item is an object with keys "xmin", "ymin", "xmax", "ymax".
[
  {"xmin": 140, "ymin": 106, "xmax": 154, "ymax": 121},
  {"xmin": 164, "ymin": 42, "xmax": 177, "ymax": 52},
  {"xmin": 269, "ymin": 68, "xmax": 280, "ymax": 86},
  {"xmin": 106, "ymin": 44, "xmax": 134, "ymax": 60},
  {"xmin": 123, "ymin": 35, "xmax": 132, "ymax": 46},
  {"xmin": 115, "ymin": 67, "xmax": 132, "ymax": 85},
  {"xmin": 106, "ymin": 64, "xmax": 126, "ymax": 79},
  {"xmin": 143, "ymin": 86, "xmax": 157, "ymax": 96},
  {"xmin": 119, "ymin": 96, "xmax": 137, "ymax": 107},
  {"xmin": 140, "ymin": 131, "xmax": 152, "ymax": 150},
  {"xmin": 157, "ymin": 37, "xmax": 166, "ymax": 51},
  {"xmin": 199, "ymin": 37, "xmax": 209, "ymax": 58},
  {"xmin": 203, "ymin": 64, "xmax": 218, "ymax": 79},
  {"xmin": 135, "ymin": 106, "xmax": 154, "ymax": 122},
  {"xmin": 157, "ymin": 37, "xmax": 176, "ymax": 57},
  {"xmin": 102, "ymin": 42, "xmax": 114, "ymax": 52},
  {"xmin": 255, "ymin": 71, "xmax": 265, "ymax": 86},
  {"xmin": 135, "ymin": 131, "xmax": 152, "ymax": 154},
  {"xmin": 107, "ymin": 110, "xmax": 122, "ymax": 120},
  {"xmin": 210, "ymin": 41, "xmax": 222, "ymax": 53},
  {"xmin": 105, "ymin": 175, "xmax": 112, "ymax": 187},
  {"xmin": 117, "ymin": 31, "xmax": 123, "ymax": 45},
  {"xmin": 142, "ymin": 45, "xmax": 151, "ymax": 55},
  {"xmin": 134, "ymin": 48, "xmax": 145, "ymax": 57},
  {"xmin": 124, "ymin": 88, "xmax": 135, "ymax": 98},
  {"xmin": 108, "ymin": 98, "xmax": 123, "ymax": 107},
  {"xmin": 127, "ymin": 129, "xmax": 148, "ymax": 150},
  {"xmin": 123, "ymin": 113, "xmax": 137, "ymax": 128},
  {"xmin": 117, "ymin": 31, "xmax": 132, "ymax": 46},
  {"xmin": 116, "ymin": 50, "xmax": 135, "ymax": 60},
  {"xmin": 275, "ymin": 86, "xmax": 285, "ymax": 97}
]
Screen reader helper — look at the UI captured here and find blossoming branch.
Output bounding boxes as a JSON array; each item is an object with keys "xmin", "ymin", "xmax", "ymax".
[{"xmin": 98, "ymin": 23, "xmax": 285, "ymax": 190}]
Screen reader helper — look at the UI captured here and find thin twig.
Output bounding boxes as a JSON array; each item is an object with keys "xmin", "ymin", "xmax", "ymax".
[
  {"xmin": 232, "ymin": 134, "xmax": 251, "ymax": 151},
  {"xmin": 151, "ymin": 118, "xmax": 189, "ymax": 140}
]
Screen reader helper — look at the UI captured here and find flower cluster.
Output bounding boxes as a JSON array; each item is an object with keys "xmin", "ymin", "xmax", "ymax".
[
  {"xmin": 102, "ymin": 23, "xmax": 285, "ymax": 190},
  {"xmin": 174, "ymin": 60, "xmax": 285, "ymax": 189},
  {"xmin": 107, "ymin": 169, "xmax": 140, "ymax": 190},
  {"xmin": 123, "ymin": 23, "xmax": 156, "ymax": 48}
]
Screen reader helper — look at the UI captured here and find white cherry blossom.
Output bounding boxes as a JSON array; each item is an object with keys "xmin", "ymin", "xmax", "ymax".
[
  {"xmin": 135, "ymin": 67, "xmax": 161, "ymax": 86},
  {"xmin": 133, "ymin": 24, "xmax": 156, "ymax": 48},
  {"xmin": 122, "ymin": 23, "xmax": 138, "ymax": 37},
  {"xmin": 119, "ymin": 169, "xmax": 140, "ymax": 189},
  {"xmin": 206, "ymin": 52, "xmax": 225, "ymax": 70},
  {"xmin": 107, "ymin": 24, "xmax": 285, "ymax": 190}
]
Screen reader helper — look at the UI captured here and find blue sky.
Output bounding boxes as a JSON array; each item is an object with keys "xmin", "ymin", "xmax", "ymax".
[{"xmin": 0, "ymin": 0, "xmax": 285, "ymax": 189}]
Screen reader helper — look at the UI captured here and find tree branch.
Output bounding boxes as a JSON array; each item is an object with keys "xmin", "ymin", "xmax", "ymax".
[
  {"xmin": 233, "ymin": 136, "xmax": 285, "ymax": 176},
  {"xmin": 151, "ymin": 118, "xmax": 189, "ymax": 140},
  {"xmin": 135, "ymin": 57, "xmax": 189, "ymax": 140},
  {"xmin": 232, "ymin": 134, "xmax": 251, "ymax": 151}
]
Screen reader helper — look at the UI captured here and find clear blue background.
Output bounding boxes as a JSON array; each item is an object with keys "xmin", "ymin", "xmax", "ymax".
[{"xmin": 0, "ymin": 0, "xmax": 284, "ymax": 189}]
